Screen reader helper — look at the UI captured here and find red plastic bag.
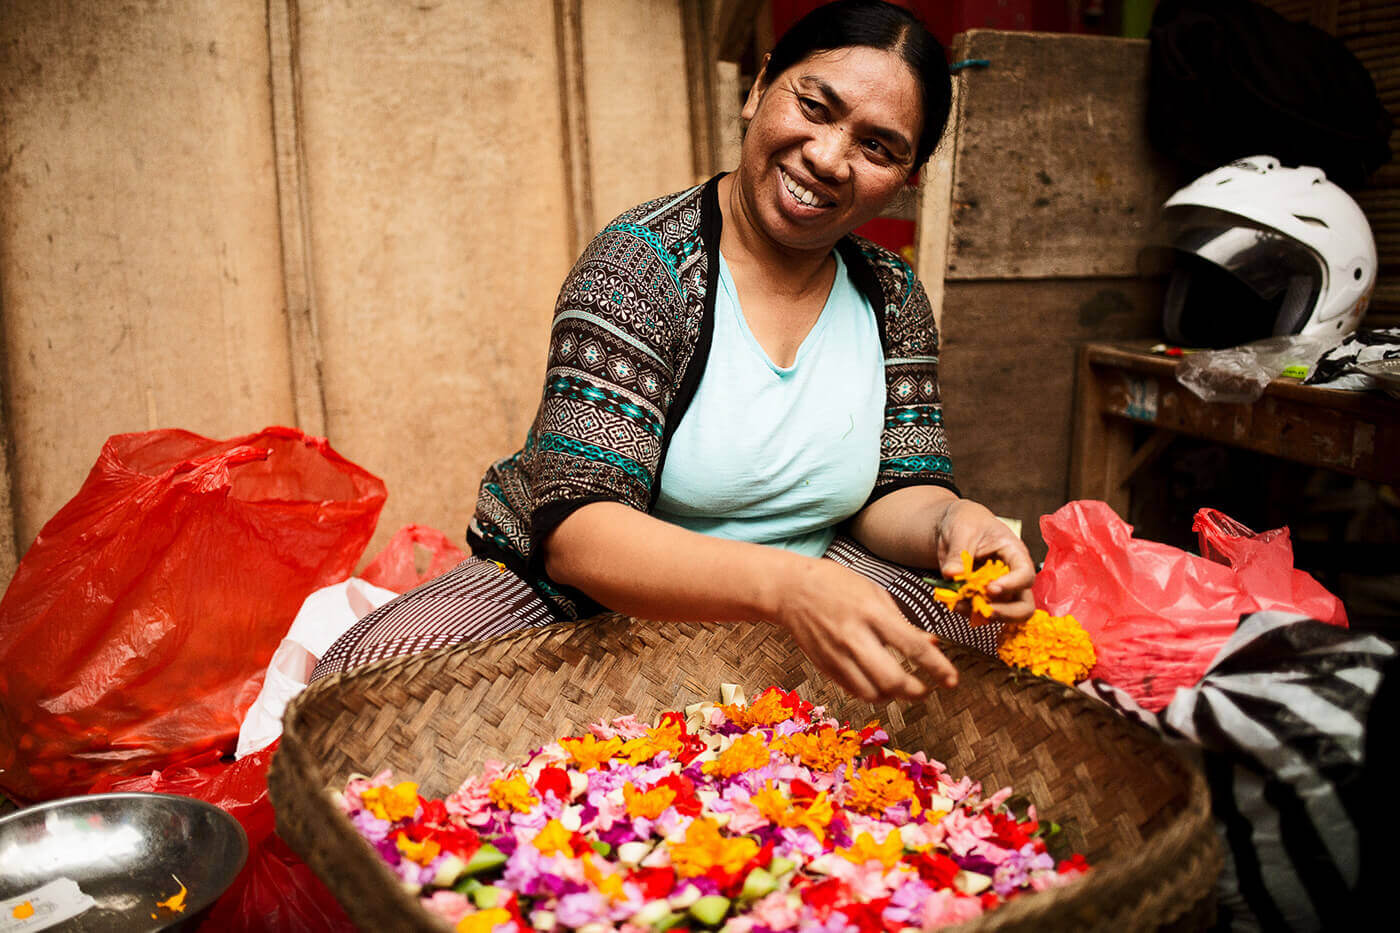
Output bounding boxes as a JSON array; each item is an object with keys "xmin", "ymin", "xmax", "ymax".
[
  {"xmin": 89, "ymin": 746, "xmax": 354, "ymax": 932},
  {"xmin": 358, "ymin": 522, "xmax": 467, "ymax": 593},
  {"xmin": 1033, "ymin": 500, "xmax": 1346, "ymax": 711},
  {"xmin": 0, "ymin": 427, "xmax": 386, "ymax": 800}
]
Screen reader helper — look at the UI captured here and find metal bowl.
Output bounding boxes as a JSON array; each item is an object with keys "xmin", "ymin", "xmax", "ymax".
[
  {"xmin": 0, "ymin": 792, "xmax": 247, "ymax": 932},
  {"xmin": 1356, "ymin": 357, "xmax": 1400, "ymax": 400}
]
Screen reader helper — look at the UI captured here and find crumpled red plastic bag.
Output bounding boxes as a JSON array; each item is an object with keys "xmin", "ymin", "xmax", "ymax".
[
  {"xmin": 0, "ymin": 427, "xmax": 386, "ymax": 800},
  {"xmin": 1033, "ymin": 500, "xmax": 1346, "ymax": 711},
  {"xmin": 358, "ymin": 522, "xmax": 467, "ymax": 593},
  {"xmin": 89, "ymin": 746, "xmax": 354, "ymax": 932}
]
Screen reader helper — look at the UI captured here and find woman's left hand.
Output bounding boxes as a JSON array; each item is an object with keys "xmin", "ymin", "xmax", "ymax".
[{"xmin": 933, "ymin": 499, "xmax": 1036, "ymax": 623}]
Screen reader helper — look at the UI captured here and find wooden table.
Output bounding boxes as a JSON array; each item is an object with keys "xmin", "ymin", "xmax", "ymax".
[{"xmin": 1069, "ymin": 342, "xmax": 1400, "ymax": 516}]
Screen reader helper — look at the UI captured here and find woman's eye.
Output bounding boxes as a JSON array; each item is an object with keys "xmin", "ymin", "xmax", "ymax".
[
  {"xmin": 797, "ymin": 96, "xmax": 825, "ymax": 117},
  {"xmin": 863, "ymin": 139, "xmax": 889, "ymax": 158}
]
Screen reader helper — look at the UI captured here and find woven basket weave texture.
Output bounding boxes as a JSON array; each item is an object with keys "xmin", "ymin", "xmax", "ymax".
[{"xmin": 270, "ymin": 615, "xmax": 1221, "ymax": 932}]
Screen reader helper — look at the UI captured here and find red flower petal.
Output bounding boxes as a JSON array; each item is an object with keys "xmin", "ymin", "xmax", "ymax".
[
  {"xmin": 536, "ymin": 766, "xmax": 572, "ymax": 800},
  {"xmin": 628, "ymin": 867, "xmax": 676, "ymax": 901}
]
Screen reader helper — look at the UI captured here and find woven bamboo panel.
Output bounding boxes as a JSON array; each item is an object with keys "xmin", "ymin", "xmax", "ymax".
[{"xmin": 270, "ymin": 616, "xmax": 1220, "ymax": 932}]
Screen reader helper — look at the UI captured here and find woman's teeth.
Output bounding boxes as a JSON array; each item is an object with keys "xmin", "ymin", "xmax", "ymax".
[{"xmin": 781, "ymin": 170, "xmax": 831, "ymax": 207}]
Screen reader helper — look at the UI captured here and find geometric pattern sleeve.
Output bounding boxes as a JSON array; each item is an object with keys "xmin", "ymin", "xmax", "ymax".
[
  {"xmin": 469, "ymin": 183, "xmax": 710, "ymax": 617},
  {"xmin": 518, "ymin": 216, "xmax": 694, "ymax": 557},
  {"xmin": 857, "ymin": 242, "xmax": 960, "ymax": 504}
]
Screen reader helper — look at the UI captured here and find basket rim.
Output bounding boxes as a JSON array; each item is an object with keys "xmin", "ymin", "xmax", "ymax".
[{"xmin": 272, "ymin": 615, "xmax": 1220, "ymax": 932}]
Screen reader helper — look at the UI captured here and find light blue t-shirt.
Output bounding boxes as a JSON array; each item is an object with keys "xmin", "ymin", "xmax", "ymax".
[{"xmin": 652, "ymin": 250, "xmax": 885, "ymax": 556}]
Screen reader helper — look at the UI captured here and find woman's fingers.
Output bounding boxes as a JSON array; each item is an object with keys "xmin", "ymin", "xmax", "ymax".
[
  {"xmin": 987, "ymin": 540, "xmax": 1035, "ymax": 596},
  {"xmin": 777, "ymin": 562, "xmax": 959, "ymax": 703},
  {"xmin": 874, "ymin": 612, "xmax": 957, "ymax": 690},
  {"xmin": 802, "ymin": 629, "xmax": 883, "ymax": 702},
  {"xmin": 846, "ymin": 624, "xmax": 929, "ymax": 701}
]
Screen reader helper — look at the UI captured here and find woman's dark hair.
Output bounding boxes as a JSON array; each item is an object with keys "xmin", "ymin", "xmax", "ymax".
[{"xmin": 763, "ymin": 0, "xmax": 951, "ymax": 169}]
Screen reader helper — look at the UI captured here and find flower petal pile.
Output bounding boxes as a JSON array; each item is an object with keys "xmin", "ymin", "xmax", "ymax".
[{"xmin": 336, "ymin": 686, "xmax": 1090, "ymax": 932}]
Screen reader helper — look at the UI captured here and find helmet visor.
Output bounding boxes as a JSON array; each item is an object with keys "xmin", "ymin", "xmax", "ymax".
[
  {"xmin": 1159, "ymin": 206, "xmax": 1326, "ymax": 300},
  {"xmin": 1154, "ymin": 207, "xmax": 1326, "ymax": 346}
]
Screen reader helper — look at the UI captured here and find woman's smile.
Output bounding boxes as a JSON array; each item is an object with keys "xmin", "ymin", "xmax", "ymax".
[{"xmin": 779, "ymin": 167, "xmax": 837, "ymax": 209}]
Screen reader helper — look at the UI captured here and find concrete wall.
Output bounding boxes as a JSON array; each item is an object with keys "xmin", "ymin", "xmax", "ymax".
[{"xmin": 0, "ymin": 0, "xmax": 701, "ymax": 580}]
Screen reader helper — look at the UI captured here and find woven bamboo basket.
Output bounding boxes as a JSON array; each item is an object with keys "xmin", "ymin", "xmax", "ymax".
[{"xmin": 270, "ymin": 615, "xmax": 1221, "ymax": 932}]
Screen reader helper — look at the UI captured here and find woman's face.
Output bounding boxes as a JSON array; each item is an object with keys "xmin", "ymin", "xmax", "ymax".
[{"xmin": 735, "ymin": 45, "xmax": 922, "ymax": 254}]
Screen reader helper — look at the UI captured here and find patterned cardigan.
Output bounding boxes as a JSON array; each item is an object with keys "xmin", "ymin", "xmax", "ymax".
[{"xmin": 468, "ymin": 174, "xmax": 957, "ymax": 619}]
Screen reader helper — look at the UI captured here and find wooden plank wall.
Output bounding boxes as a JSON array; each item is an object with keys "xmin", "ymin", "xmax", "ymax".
[
  {"xmin": 0, "ymin": 0, "xmax": 704, "ymax": 583},
  {"xmin": 917, "ymin": 32, "xmax": 1175, "ymax": 561}
]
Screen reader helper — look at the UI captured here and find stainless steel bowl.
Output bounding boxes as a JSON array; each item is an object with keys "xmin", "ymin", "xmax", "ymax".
[{"xmin": 0, "ymin": 792, "xmax": 247, "ymax": 932}]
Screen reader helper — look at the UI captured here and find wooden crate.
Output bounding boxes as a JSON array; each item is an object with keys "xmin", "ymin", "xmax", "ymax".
[{"xmin": 916, "ymin": 31, "xmax": 1175, "ymax": 560}]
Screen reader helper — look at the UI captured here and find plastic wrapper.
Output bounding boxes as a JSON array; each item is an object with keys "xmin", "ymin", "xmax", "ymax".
[
  {"xmin": 1033, "ymin": 500, "xmax": 1346, "ymax": 711},
  {"xmin": 0, "ymin": 427, "xmax": 386, "ymax": 801},
  {"xmin": 1175, "ymin": 333, "xmax": 1342, "ymax": 403},
  {"xmin": 357, "ymin": 522, "xmax": 467, "ymax": 593},
  {"xmin": 234, "ymin": 576, "xmax": 397, "ymax": 759}
]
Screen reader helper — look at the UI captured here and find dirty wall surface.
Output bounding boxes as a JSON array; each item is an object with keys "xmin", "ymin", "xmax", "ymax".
[{"xmin": 0, "ymin": 0, "xmax": 699, "ymax": 579}]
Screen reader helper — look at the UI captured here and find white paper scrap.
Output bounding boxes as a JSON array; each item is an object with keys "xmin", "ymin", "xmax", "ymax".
[{"xmin": 0, "ymin": 878, "xmax": 96, "ymax": 931}]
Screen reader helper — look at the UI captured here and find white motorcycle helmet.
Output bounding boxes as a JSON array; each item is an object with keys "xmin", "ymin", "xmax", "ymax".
[{"xmin": 1159, "ymin": 155, "xmax": 1376, "ymax": 348}]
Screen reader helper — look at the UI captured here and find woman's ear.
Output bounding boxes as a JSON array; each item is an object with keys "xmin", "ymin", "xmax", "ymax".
[{"xmin": 740, "ymin": 53, "xmax": 772, "ymax": 122}]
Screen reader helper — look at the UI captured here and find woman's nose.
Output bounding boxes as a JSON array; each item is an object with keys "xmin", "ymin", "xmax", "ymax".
[{"xmin": 803, "ymin": 126, "xmax": 850, "ymax": 182}]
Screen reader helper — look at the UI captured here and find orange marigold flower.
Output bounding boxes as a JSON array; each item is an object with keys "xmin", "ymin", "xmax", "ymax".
[
  {"xmin": 998, "ymin": 610, "xmax": 1097, "ymax": 685},
  {"xmin": 751, "ymin": 782, "xmax": 834, "ymax": 842},
  {"xmin": 456, "ymin": 907, "xmax": 511, "ymax": 933},
  {"xmin": 775, "ymin": 726, "xmax": 862, "ymax": 772},
  {"xmin": 533, "ymin": 818, "xmax": 575, "ymax": 856},
  {"xmin": 396, "ymin": 833, "xmax": 442, "ymax": 865},
  {"xmin": 582, "ymin": 853, "xmax": 626, "ymax": 900},
  {"xmin": 560, "ymin": 733, "xmax": 624, "ymax": 771},
  {"xmin": 845, "ymin": 764, "xmax": 920, "ymax": 817},
  {"xmin": 720, "ymin": 686, "xmax": 795, "ymax": 729},
  {"xmin": 703, "ymin": 732, "xmax": 771, "ymax": 778},
  {"xmin": 360, "ymin": 781, "xmax": 420, "ymax": 822},
  {"xmin": 932, "ymin": 550, "xmax": 1010, "ymax": 626},
  {"xmin": 488, "ymin": 773, "xmax": 538, "ymax": 813},
  {"xmin": 837, "ymin": 830, "xmax": 904, "ymax": 869},
  {"xmin": 623, "ymin": 781, "xmax": 678, "ymax": 820},
  {"xmin": 668, "ymin": 817, "xmax": 760, "ymax": 877}
]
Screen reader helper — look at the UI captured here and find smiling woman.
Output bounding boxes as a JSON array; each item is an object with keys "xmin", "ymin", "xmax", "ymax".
[{"xmin": 311, "ymin": 1, "xmax": 1035, "ymax": 706}]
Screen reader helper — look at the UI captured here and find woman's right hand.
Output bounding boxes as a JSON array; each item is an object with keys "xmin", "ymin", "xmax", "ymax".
[{"xmin": 774, "ymin": 557, "xmax": 958, "ymax": 703}]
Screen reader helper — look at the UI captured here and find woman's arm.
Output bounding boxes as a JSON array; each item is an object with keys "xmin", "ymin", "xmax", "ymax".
[
  {"xmin": 849, "ymin": 485, "xmax": 1036, "ymax": 621},
  {"xmin": 543, "ymin": 501, "xmax": 958, "ymax": 702}
]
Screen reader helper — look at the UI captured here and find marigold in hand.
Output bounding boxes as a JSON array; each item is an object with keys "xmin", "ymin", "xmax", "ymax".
[
  {"xmin": 931, "ymin": 550, "xmax": 1010, "ymax": 625},
  {"xmin": 997, "ymin": 610, "xmax": 1097, "ymax": 685}
]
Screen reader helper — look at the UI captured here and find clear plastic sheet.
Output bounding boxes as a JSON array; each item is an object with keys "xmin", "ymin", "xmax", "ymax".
[{"xmin": 1175, "ymin": 333, "xmax": 1344, "ymax": 403}]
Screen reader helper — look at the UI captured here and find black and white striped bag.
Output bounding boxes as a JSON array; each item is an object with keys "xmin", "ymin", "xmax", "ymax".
[{"xmin": 1081, "ymin": 611, "xmax": 1395, "ymax": 930}]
